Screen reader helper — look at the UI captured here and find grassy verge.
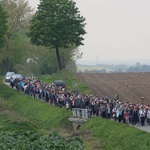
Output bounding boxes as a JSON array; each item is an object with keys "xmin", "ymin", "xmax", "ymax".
[
  {"xmin": 81, "ymin": 117, "xmax": 150, "ymax": 150},
  {"xmin": 39, "ymin": 69, "xmax": 93, "ymax": 94},
  {"xmin": 0, "ymin": 77, "xmax": 72, "ymax": 134}
]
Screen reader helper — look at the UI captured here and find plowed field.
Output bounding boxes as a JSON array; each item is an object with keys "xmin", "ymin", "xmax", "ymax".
[{"xmin": 74, "ymin": 72, "xmax": 150, "ymax": 105}]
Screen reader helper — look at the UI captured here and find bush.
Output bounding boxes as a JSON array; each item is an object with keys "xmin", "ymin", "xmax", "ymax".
[{"xmin": 0, "ymin": 131, "xmax": 83, "ymax": 150}]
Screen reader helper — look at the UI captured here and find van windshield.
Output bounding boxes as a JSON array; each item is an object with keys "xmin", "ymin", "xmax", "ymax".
[{"xmin": 6, "ymin": 72, "xmax": 14, "ymax": 77}]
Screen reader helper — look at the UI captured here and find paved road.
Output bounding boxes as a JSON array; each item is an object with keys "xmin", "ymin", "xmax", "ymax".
[{"xmin": 136, "ymin": 124, "xmax": 150, "ymax": 133}]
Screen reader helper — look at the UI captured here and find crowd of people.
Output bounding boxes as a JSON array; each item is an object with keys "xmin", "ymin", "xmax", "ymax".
[{"xmin": 10, "ymin": 76, "xmax": 150, "ymax": 127}]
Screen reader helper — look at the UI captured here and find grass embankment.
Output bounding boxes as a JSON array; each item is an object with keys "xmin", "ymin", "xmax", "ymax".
[
  {"xmin": 81, "ymin": 117, "xmax": 150, "ymax": 150},
  {"xmin": 39, "ymin": 70, "xmax": 93, "ymax": 94},
  {"xmin": 0, "ymin": 76, "xmax": 72, "ymax": 134},
  {"xmin": 0, "ymin": 71, "xmax": 150, "ymax": 150}
]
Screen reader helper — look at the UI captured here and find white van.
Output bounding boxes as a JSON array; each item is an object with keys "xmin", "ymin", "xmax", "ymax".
[{"xmin": 5, "ymin": 72, "xmax": 15, "ymax": 82}]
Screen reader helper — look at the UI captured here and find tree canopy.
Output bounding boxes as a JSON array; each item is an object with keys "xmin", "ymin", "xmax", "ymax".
[
  {"xmin": 1, "ymin": 0, "xmax": 33, "ymax": 40},
  {"xmin": 0, "ymin": 3, "xmax": 7, "ymax": 48},
  {"xmin": 0, "ymin": 0, "xmax": 33, "ymax": 74},
  {"xmin": 28, "ymin": 0, "xmax": 86, "ymax": 70}
]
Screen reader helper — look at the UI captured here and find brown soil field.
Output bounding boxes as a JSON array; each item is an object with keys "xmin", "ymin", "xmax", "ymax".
[{"xmin": 74, "ymin": 72, "xmax": 150, "ymax": 105}]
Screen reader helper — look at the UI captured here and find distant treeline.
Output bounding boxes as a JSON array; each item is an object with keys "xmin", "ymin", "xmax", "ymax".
[
  {"xmin": 126, "ymin": 63, "xmax": 150, "ymax": 72},
  {"xmin": 79, "ymin": 63, "xmax": 150, "ymax": 73}
]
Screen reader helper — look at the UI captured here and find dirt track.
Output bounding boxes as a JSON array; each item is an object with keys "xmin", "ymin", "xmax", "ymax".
[{"xmin": 74, "ymin": 72, "xmax": 150, "ymax": 105}]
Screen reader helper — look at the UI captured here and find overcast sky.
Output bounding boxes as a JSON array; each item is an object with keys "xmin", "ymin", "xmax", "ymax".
[{"xmin": 28, "ymin": 0, "xmax": 150, "ymax": 64}]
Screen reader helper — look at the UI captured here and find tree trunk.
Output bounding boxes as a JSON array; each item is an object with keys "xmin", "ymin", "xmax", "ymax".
[
  {"xmin": 3, "ymin": 57, "xmax": 9, "ymax": 74},
  {"xmin": 2, "ymin": 59, "xmax": 6, "ymax": 75},
  {"xmin": 55, "ymin": 47, "xmax": 62, "ymax": 70},
  {"xmin": 6, "ymin": 57, "xmax": 9, "ymax": 71}
]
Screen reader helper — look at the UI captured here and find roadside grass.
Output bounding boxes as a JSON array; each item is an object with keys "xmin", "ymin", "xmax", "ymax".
[
  {"xmin": 39, "ymin": 69, "xmax": 93, "ymax": 94},
  {"xmin": 81, "ymin": 117, "xmax": 150, "ymax": 150},
  {"xmin": 0, "ymin": 77, "xmax": 72, "ymax": 134},
  {"xmin": 0, "ymin": 96, "xmax": 37, "ymax": 133}
]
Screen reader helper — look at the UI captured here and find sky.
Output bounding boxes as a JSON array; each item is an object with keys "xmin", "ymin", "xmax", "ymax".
[{"xmin": 28, "ymin": 0, "xmax": 150, "ymax": 65}]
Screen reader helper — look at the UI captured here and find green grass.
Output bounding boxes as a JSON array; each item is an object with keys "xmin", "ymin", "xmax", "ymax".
[
  {"xmin": 0, "ymin": 72, "xmax": 150, "ymax": 150},
  {"xmin": 0, "ymin": 77, "xmax": 72, "ymax": 134},
  {"xmin": 81, "ymin": 117, "xmax": 150, "ymax": 150},
  {"xmin": 39, "ymin": 69, "xmax": 93, "ymax": 94}
]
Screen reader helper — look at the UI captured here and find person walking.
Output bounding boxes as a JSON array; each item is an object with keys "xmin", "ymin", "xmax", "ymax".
[
  {"xmin": 139, "ymin": 106, "xmax": 146, "ymax": 126},
  {"xmin": 147, "ymin": 107, "xmax": 150, "ymax": 125},
  {"xmin": 132, "ymin": 106, "xmax": 139, "ymax": 126},
  {"xmin": 118, "ymin": 106, "xmax": 124, "ymax": 123},
  {"xmin": 123, "ymin": 108, "xmax": 130, "ymax": 124}
]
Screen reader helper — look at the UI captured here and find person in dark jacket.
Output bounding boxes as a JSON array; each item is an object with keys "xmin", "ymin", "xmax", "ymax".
[{"xmin": 132, "ymin": 106, "xmax": 139, "ymax": 126}]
